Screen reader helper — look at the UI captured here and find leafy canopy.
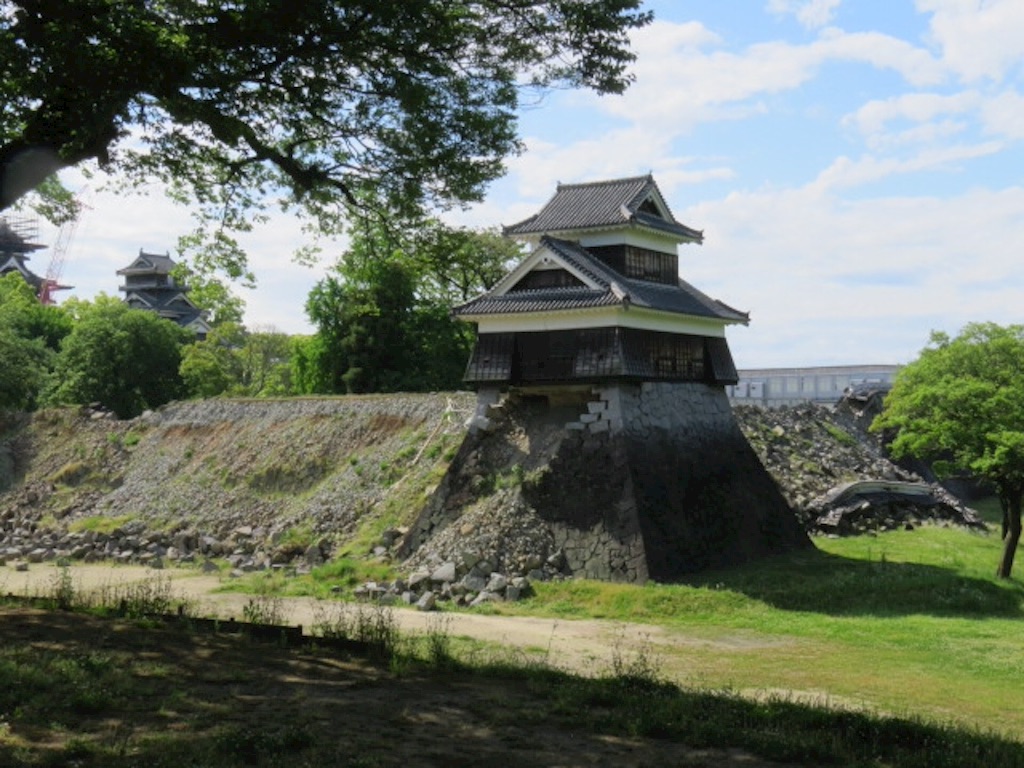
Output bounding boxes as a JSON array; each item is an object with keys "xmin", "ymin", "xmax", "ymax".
[
  {"xmin": 873, "ymin": 323, "xmax": 1024, "ymax": 491},
  {"xmin": 180, "ymin": 322, "xmax": 293, "ymax": 398},
  {"xmin": 0, "ymin": 272, "xmax": 70, "ymax": 410},
  {"xmin": 1, "ymin": 0, "xmax": 650, "ymax": 263},
  {"xmin": 873, "ymin": 323, "xmax": 1024, "ymax": 577},
  {"xmin": 43, "ymin": 295, "xmax": 192, "ymax": 418},
  {"xmin": 300, "ymin": 218, "xmax": 516, "ymax": 394}
]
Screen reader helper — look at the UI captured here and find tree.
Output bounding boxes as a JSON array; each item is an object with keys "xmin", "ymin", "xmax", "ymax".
[
  {"xmin": 872, "ymin": 323, "xmax": 1024, "ymax": 578},
  {"xmin": 44, "ymin": 296, "xmax": 192, "ymax": 418},
  {"xmin": 305, "ymin": 260, "xmax": 420, "ymax": 394},
  {"xmin": 237, "ymin": 328, "xmax": 293, "ymax": 396},
  {"xmin": 0, "ymin": 326, "xmax": 49, "ymax": 410},
  {"xmin": 170, "ymin": 262, "xmax": 247, "ymax": 327},
  {"xmin": 179, "ymin": 323, "xmax": 246, "ymax": 398},
  {"xmin": 1, "ymin": 0, "xmax": 650, "ymax": 265},
  {"xmin": 0, "ymin": 271, "xmax": 72, "ymax": 350},
  {"xmin": 180, "ymin": 322, "xmax": 293, "ymax": 398},
  {"xmin": 402, "ymin": 220, "xmax": 523, "ymax": 305},
  {"xmin": 290, "ymin": 334, "xmax": 333, "ymax": 396},
  {"xmin": 301, "ymin": 219, "xmax": 513, "ymax": 394},
  {"xmin": 0, "ymin": 272, "xmax": 69, "ymax": 409}
]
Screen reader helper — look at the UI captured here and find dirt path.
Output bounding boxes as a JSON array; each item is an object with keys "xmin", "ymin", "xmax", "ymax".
[
  {"xmin": 0, "ymin": 562, "xmax": 775, "ymax": 681},
  {"xmin": 1, "ymin": 562, "xmax": 814, "ymax": 767}
]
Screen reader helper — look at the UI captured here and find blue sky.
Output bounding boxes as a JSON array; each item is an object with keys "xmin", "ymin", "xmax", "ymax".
[{"xmin": 43, "ymin": 0, "xmax": 1024, "ymax": 368}]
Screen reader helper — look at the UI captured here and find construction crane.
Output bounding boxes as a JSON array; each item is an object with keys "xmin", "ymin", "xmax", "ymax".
[{"xmin": 38, "ymin": 187, "xmax": 90, "ymax": 305}]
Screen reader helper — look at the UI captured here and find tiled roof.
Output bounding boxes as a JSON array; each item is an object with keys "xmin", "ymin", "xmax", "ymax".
[
  {"xmin": 0, "ymin": 255, "xmax": 44, "ymax": 289},
  {"xmin": 455, "ymin": 237, "xmax": 748, "ymax": 323},
  {"xmin": 124, "ymin": 289, "xmax": 204, "ymax": 324},
  {"xmin": 118, "ymin": 251, "xmax": 176, "ymax": 275},
  {"xmin": 503, "ymin": 175, "xmax": 702, "ymax": 241}
]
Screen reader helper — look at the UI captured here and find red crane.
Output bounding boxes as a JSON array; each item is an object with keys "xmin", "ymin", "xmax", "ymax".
[{"xmin": 38, "ymin": 188, "xmax": 90, "ymax": 305}]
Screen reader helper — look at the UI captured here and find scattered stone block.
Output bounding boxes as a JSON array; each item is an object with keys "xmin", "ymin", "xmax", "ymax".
[
  {"xmin": 430, "ymin": 562, "xmax": 457, "ymax": 583},
  {"xmin": 416, "ymin": 591, "xmax": 437, "ymax": 611}
]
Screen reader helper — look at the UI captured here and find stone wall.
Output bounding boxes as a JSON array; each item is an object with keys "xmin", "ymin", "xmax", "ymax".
[
  {"xmin": 616, "ymin": 382, "xmax": 809, "ymax": 578},
  {"xmin": 401, "ymin": 383, "xmax": 810, "ymax": 582}
]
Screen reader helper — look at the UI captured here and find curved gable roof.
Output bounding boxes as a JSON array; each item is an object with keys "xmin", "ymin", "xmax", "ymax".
[
  {"xmin": 456, "ymin": 237, "xmax": 747, "ymax": 324},
  {"xmin": 117, "ymin": 250, "xmax": 176, "ymax": 275},
  {"xmin": 503, "ymin": 175, "xmax": 703, "ymax": 242}
]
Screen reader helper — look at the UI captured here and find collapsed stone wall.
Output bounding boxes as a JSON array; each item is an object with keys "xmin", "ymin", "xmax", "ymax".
[
  {"xmin": 734, "ymin": 402, "xmax": 984, "ymax": 534},
  {"xmin": 1, "ymin": 393, "xmax": 989, "ymax": 587},
  {"xmin": 0, "ymin": 395, "xmax": 475, "ymax": 572},
  {"xmin": 400, "ymin": 395, "xmax": 643, "ymax": 581}
]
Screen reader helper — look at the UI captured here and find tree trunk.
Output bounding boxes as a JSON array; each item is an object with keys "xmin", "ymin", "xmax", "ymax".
[
  {"xmin": 996, "ymin": 486, "xmax": 1022, "ymax": 579},
  {"xmin": 0, "ymin": 142, "xmax": 64, "ymax": 212}
]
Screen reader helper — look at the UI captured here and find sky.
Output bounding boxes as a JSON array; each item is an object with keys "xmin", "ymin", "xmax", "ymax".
[{"xmin": 29, "ymin": 0, "xmax": 1024, "ymax": 368}]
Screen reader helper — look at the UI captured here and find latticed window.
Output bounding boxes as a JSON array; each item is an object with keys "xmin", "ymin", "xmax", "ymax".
[
  {"xmin": 464, "ymin": 333, "xmax": 514, "ymax": 382},
  {"xmin": 515, "ymin": 330, "xmax": 620, "ymax": 381},
  {"xmin": 586, "ymin": 244, "xmax": 678, "ymax": 285},
  {"xmin": 621, "ymin": 329, "xmax": 705, "ymax": 381},
  {"xmin": 622, "ymin": 246, "xmax": 677, "ymax": 284},
  {"xmin": 465, "ymin": 328, "xmax": 737, "ymax": 385}
]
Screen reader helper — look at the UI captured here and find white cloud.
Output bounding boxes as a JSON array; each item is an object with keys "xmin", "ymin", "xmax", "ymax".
[
  {"xmin": 594, "ymin": 20, "xmax": 944, "ymax": 136},
  {"xmin": 918, "ymin": 0, "xmax": 1024, "ymax": 82},
  {"xmin": 981, "ymin": 88, "xmax": 1024, "ymax": 139},
  {"xmin": 809, "ymin": 29, "xmax": 946, "ymax": 87},
  {"xmin": 684, "ymin": 183, "xmax": 1024, "ymax": 366},
  {"xmin": 507, "ymin": 129, "xmax": 735, "ymax": 201},
  {"xmin": 809, "ymin": 141, "xmax": 1003, "ymax": 191},
  {"xmin": 767, "ymin": 0, "xmax": 842, "ymax": 30},
  {"xmin": 845, "ymin": 91, "xmax": 980, "ymax": 139}
]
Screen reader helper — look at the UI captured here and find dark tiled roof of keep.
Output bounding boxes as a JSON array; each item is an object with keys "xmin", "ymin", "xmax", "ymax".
[
  {"xmin": 455, "ymin": 238, "xmax": 748, "ymax": 323},
  {"xmin": 503, "ymin": 175, "xmax": 703, "ymax": 241},
  {"xmin": 125, "ymin": 289, "xmax": 206, "ymax": 325},
  {"xmin": 117, "ymin": 251, "xmax": 176, "ymax": 275}
]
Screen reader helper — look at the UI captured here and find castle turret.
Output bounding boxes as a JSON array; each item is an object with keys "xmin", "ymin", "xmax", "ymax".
[
  {"xmin": 456, "ymin": 175, "xmax": 746, "ymax": 391},
  {"xmin": 402, "ymin": 176, "xmax": 809, "ymax": 581},
  {"xmin": 117, "ymin": 250, "xmax": 211, "ymax": 337}
]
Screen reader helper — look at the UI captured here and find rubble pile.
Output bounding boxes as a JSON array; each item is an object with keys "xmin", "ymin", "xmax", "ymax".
[
  {"xmin": 352, "ymin": 549, "xmax": 542, "ymax": 610},
  {"xmin": 734, "ymin": 402, "xmax": 986, "ymax": 535},
  {"xmin": 0, "ymin": 501, "xmax": 335, "ymax": 573}
]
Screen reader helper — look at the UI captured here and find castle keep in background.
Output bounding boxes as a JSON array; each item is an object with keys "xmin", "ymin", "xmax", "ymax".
[
  {"xmin": 117, "ymin": 250, "xmax": 210, "ymax": 338},
  {"xmin": 402, "ymin": 176, "xmax": 809, "ymax": 581}
]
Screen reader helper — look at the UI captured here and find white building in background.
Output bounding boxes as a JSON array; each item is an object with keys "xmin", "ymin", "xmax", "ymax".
[{"xmin": 727, "ymin": 364, "xmax": 900, "ymax": 408}]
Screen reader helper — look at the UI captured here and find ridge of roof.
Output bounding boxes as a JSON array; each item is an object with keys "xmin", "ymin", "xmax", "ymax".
[
  {"xmin": 118, "ymin": 251, "xmax": 176, "ymax": 274},
  {"xmin": 554, "ymin": 173, "xmax": 653, "ymax": 191},
  {"xmin": 503, "ymin": 175, "xmax": 701, "ymax": 241}
]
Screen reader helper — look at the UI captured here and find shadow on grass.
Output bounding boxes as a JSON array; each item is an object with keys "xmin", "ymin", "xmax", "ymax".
[
  {"xmin": 683, "ymin": 546, "xmax": 1024, "ymax": 618},
  {"xmin": 2, "ymin": 606, "xmax": 1024, "ymax": 768}
]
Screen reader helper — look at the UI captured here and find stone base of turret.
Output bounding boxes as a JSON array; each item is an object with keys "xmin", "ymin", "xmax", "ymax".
[{"xmin": 402, "ymin": 383, "xmax": 809, "ymax": 581}]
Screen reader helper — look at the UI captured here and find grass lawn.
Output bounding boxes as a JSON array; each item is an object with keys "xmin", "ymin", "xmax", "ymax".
[
  {"xmin": 226, "ymin": 500, "xmax": 1024, "ymax": 739},
  {"xmin": 484, "ymin": 516, "xmax": 1024, "ymax": 738}
]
